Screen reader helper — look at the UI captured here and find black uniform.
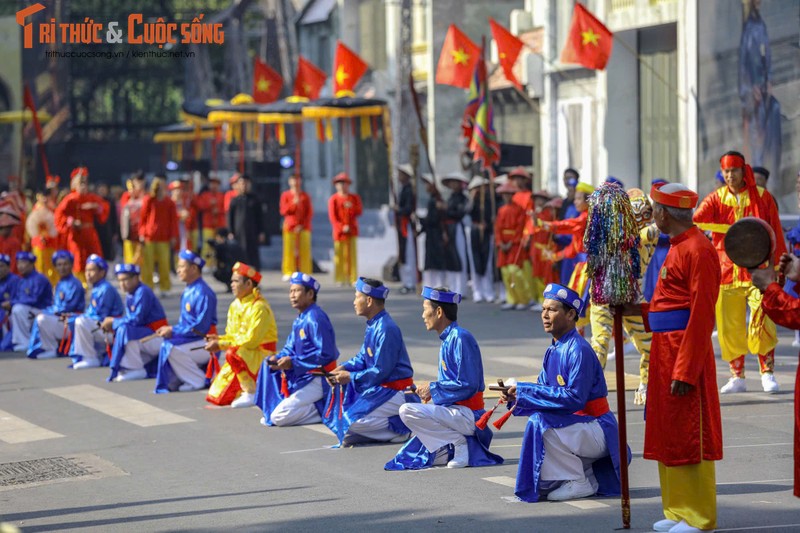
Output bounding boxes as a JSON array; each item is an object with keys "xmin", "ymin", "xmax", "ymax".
[{"xmin": 227, "ymin": 192, "xmax": 265, "ymax": 270}]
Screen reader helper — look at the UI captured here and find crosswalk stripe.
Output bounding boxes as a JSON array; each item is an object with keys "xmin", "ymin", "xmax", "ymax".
[
  {"xmin": 0, "ymin": 409, "xmax": 64, "ymax": 444},
  {"xmin": 45, "ymin": 385, "xmax": 194, "ymax": 427},
  {"xmin": 482, "ymin": 475, "xmax": 517, "ymax": 488},
  {"xmin": 563, "ymin": 499, "xmax": 609, "ymax": 509}
]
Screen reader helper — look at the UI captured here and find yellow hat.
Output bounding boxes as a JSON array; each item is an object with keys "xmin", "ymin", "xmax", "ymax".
[{"xmin": 575, "ymin": 182, "xmax": 594, "ymax": 195}]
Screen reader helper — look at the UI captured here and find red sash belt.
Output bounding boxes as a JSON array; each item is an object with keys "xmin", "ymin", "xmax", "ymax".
[
  {"xmin": 574, "ymin": 397, "xmax": 609, "ymax": 418},
  {"xmin": 147, "ymin": 318, "xmax": 168, "ymax": 331},
  {"xmin": 207, "ymin": 324, "xmax": 217, "ymax": 335},
  {"xmin": 456, "ymin": 391, "xmax": 484, "ymax": 411},
  {"xmin": 309, "ymin": 360, "xmax": 337, "ymax": 375},
  {"xmin": 261, "ymin": 340, "xmax": 277, "ymax": 352},
  {"xmin": 381, "ymin": 377, "xmax": 414, "ymax": 391}
]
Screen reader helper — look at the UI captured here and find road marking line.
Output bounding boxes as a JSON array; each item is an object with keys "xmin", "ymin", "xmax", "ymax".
[
  {"xmin": 280, "ymin": 446, "xmax": 335, "ymax": 455},
  {"xmin": 716, "ymin": 478, "xmax": 792, "ymax": 486},
  {"xmin": 563, "ymin": 499, "xmax": 609, "ymax": 510},
  {"xmin": 725, "ymin": 442, "xmax": 792, "ymax": 449},
  {"xmin": 716, "ymin": 524, "xmax": 800, "ymax": 532},
  {"xmin": 482, "ymin": 475, "xmax": 517, "ymax": 488},
  {"xmin": 0, "ymin": 409, "xmax": 64, "ymax": 444},
  {"xmin": 300, "ymin": 424, "xmax": 335, "ymax": 435},
  {"xmin": 45, "ymin": 385, "xmax": 193, "ymax": 427}
]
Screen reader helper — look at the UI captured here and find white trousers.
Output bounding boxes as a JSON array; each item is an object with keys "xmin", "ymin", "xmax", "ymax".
[
  {"xmin": 36, "ymin": 314, "xmax": 64, "ymax": 358},
  {"xmin": 399, "ymin": 402, "xmax": 475, "ymax": 452},
  {"xmin": 120, "ymin": 336, "xmax": 163, "ymax": 371},
  {"xmin": 271, "ymin": 378, "xmax": 324, "ymax": 427},
  {"xmin": 540, "ymin": 420, "xmax": 608, "ymax": 490},
  {"xmin": 166, "ymin": 340, "xmax": 209, "ymax": 389},
  {"xmin": 11, "ymin": 304, "xmax": 43, "ymax": 351},
  {"xmin": 347, "ymin": 390, "xmax": 407, "ymax": 441},
  {"xmin": 399, "ymin": 222, "xmax": 417, "ymax": 290},
  {"xmin": 423, "ymin": 270, "xmax": 446, "ymax": 289},
  {"xmin": 72, "ymin": 315, "xmax": 106, "ymax": 364}
]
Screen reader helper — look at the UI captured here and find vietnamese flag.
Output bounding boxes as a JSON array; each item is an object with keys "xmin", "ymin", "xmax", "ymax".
[
  {"xmin": 333, "ymin": 41, "xmax": 369, "ymax": 95},
  {"xmin": 294, "ymin": 56, "xmax": 327, "ymax": 99},
  {"xmin": 253, "ymin": 58, "xmax": 283, "ymax": 103},
  {"xmin": 489, "ymin": 18, "xmax": 524, "ymax": 90},
  {"xmin": 435, "ymin": 24, "xmax": 480, "ymax": 89},
  {"xmin": 560, "ymin": 3, "xmax": 613, "ymax": 70}
]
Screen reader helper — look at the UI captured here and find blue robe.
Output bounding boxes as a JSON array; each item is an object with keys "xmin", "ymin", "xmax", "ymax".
[
  {"xmin": 385, "ymin": 322, "xmax": 503, "ymax": 470},
  {"xmin": 513, "ymin": 328, "xmax": 629, "ymax": 502},
  {"xmin": 644, "ymin": 233, "xmax": 670, "ymax": 303},
  {"xmin": 12, "ymin": 270, "xmax": 52, "ymax": 309},
  {"xmin": 69, "ymin": 278, "xmax": 125, "ymax": 365},
  {"xmin": 28, "ymin": 274, "xmax": 85, "ymax": 359},
  {"xmin": 107, "ymin": 282, "xmax": 167, "ymax": 381},
  {"xmin": 0, "ymin": 273, "xmax": 21, "ymax": 351},
  {"xmin": 155, "ymin": 278, "xmax": 218, "ymax": 393},
  {"xmin": 323, "ymin": 309, "xmax": 419, "ymax": 444},
  {"xmin": 255, "ymin": 303, "xmax": 338, "ymax": 425}
]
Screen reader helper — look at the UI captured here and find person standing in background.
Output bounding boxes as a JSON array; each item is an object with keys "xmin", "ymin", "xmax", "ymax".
[
  {"xmin": 279, "ymin": 174, "xmax": 313, "ymax": 281},
  {"xmin": 227, "ymin": 175, "xmax": 266, "ymax": 271}
]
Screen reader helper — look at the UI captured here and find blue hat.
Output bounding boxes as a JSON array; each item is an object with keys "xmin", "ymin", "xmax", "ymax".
[
  {"xmin": 566, "ymin": 177, "xmax": 578, "ymax": 187},
  {"xmin": 651, "ymin": 178, "xmax": 667, "ymax": 186},
  {"xmin": 86, "ymin": 254, "xmax": 108, "ymax": 271},
  {"xmin": 290, "ymin": 271, "xmax": 320, "ymax": 293},
  {"xmin": 114, "ymin": 263, "xmax": 141, "ymax": 276},
  {"xmin": 0, "ymin": 254, "xmax": 10, "ymax": 265},
  {"xmin": 179, "ymin": 249, "xmax": 205, "ymax": 269},
  {"xmin": 605, "ymin": 176, "xmax": 624, "ymax": 187},
  {"xmin": 543, "ymin": 283, "xmax": 583, "ymax": 315},
  {"xmin": 356, "ymin": 277, "xmax": 389, "ymax": 299},
  {"xmin": 421, "ymin": 286, "xmax": 462, "ymax": 305},
  {"xmin": 715, "ymin": 170, "xmax": 724, "ymax": 184},
  {"xmin": 16, "ymin": 251, "xmax": 36, "ymax": 263},
  {"xmin": 51, "ymin": 250, "xmax": 74, "ymax": 264}
]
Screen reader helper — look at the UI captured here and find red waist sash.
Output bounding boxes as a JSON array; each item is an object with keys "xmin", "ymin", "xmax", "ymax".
[
  {"xmin": 261, "ymin": 340, "xmax": 277, "ymax": 352},
  {"xmin": 574, "ymin": 397, "xmax": 610, "ymax": 418},
  {"xmin": 147, "ymin": 318, "xmax": 168, "ymax": 331},
  {"xmin": 456, "ymin": 391, "xmax": 484, "ymax": 411},
  {"xmin": 381, "ymin": 377, "xmax": 414, "ymax": 391},
  {"xmin": 309, "ymin": 360, "xmax": 337, "ymax": 375}
]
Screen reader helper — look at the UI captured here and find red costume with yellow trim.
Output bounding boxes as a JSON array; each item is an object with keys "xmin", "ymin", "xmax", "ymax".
[
  {"xmin": 693, "ymin": 154, "xmax": 786, "ymax": 382},
  {"xmin": 279, "ymin": 187, "xmax": 313, "ymax": 276},
  {"xmin": 328, "ymin": 173, "xmax": 363, "ymax": 285}
]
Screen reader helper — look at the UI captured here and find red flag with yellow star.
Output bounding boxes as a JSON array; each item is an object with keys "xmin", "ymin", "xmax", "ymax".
[
  {"xmin": 560, "ymin": 3, "xmax": 613, "ymax": 70},
  {"xmin": 253, "ymin": 58, "xmax": 283, "ymax": 103},
  {"xmin": 333, "ymin": 41, "xmax": 368, "ymax": 95},
  {"xmin": 489, "ymin": 18, "xmax": 524, "ymax": 90},
  {"xmin": 294, "ymin": 56, "xmax": 327, "ymax": 99},
  {"xmin": 435, "ymin": 24, "xmax": 480, "ymax": 89}
]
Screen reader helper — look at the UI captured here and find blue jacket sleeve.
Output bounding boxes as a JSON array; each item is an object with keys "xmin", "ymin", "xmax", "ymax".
[
  {"xmin": 290, "ymin": 314, "xmax": 336, "ymax": 372},
  {"xmin": 113, "ymin": 287, "xmax": 152, "ymax": 329},
  {"xmin": 54, "ymin": 279, "xmax": 85, "ymax": 314},
  {"xmin": 430, "ymin": 335, "xmax": 481, "ymax": 405}
]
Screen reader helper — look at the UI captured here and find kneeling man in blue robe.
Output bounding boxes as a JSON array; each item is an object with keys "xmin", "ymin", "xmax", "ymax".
[{"xmin": 502, "ymin": 283, "xmax": 627, "ymax": 502}]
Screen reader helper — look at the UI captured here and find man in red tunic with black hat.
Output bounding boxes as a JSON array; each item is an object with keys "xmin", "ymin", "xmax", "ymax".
[
  {"xmin": 328, "ymin": 172, "xmax": 362, "ymax": 286},
  {"xmin": 644, "ymin": 182, "xmax": 722, "ymax": 533},
  {"xmin": 53, "ymin": 167, "xmax": 110, "ymax": 284},
  {"xmin": 694, "ymin": 150, "xmax": 785, "ymax": 394}
]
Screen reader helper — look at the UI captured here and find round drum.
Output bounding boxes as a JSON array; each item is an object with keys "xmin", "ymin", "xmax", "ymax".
[{"xmin": 723, "ymin": 217, "xmax": 776, "ymax": 269}]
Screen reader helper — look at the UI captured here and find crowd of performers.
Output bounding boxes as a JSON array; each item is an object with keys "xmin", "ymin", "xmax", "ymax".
[{"xmin": 1, "ymin": 150, "xmax": 799, "ymax": 533}]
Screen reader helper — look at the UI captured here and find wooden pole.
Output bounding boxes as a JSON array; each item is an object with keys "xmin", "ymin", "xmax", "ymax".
[{"xmin": 613, "ymin": 306, "xmax": 631, "ymax": 529}]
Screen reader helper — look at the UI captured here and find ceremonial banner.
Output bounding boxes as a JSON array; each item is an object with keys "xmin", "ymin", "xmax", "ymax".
[{"xmin": 332, "ymin": 41, "xmax": 368, "ymax": 95}]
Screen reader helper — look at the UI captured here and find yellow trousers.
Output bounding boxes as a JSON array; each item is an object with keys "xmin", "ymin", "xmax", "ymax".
[
  {"xmin": 590, "ymin": 302, "xmax": 652, "ymax": 384},
  {"xmin": 658, "ymin": 460, "xmax": 717, "ymax": 530},
  {"xmin": 716, "ymin": 285, "xmax": 777, "ymax": 375},
  {"xmin": 501, "ymin": 264, "xmax": 530, "ymax": 305},
  {"xmin": 568, "ymin": 263, "xmax": 591, "ymax": 329},
  {"xmin": 123, "ymin": 240, "xmax": 143, "ymax": 265},
  {"xmin": 333, "ymin": 237, "xmax": 357, "ymax": 285},
  {"xmin": 33, "ymin": 246, "xmax": 57, "ymax": 286},
  {"xmin": 282, "ymin": 229, "xmax": 312, "ymax": 276},
  {"xmin": 530, "ymin": 276, "xmax": 545, "ymax": 304},
  {"xmin": 142, "ymin": 241, "xmax": 171, "ymax": 292},
  {"xmin": 522, "ymin": 259, "xmax": 534, "ymax": 303},
  {"xmin": 194, "ymin": 228, "xmax": 216, "ymax": 268}
]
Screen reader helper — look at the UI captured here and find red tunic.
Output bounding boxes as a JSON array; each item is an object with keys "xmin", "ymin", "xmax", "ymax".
[
  {"xmin": 495, "ymin": 202, "xmax": 526, "ymax": 268},
  {"xmin": 549, "ymin": 210, "xmax": 587, "ymax": 260},
  {"xmin": 643, "ymin": 226, "xmax": 723, "ymax": 466},
  {"xmin": 119, "ymin": 191, "xmax": 144, "ymax": 241},
  {"xmin": 694, "ymin": 184, "xmax": 786, "ymax": 288},
  {"xmin": 279, "ymin": 190, "xmax": 313, "ymax": 232},
  {"xmin": 54, "ymin": 192, "xmax": 109, "ymax": 272},
  {"xmin": 193, "ymin": 190, "xmax": 226, "ymax": 230},
  {"xmin": 140, "ymin": 195, "xmax": 179, "ymax": 245},
  {"xmin": 223, "ymin": 190, "xmax": 238, "ymax": 215},
  {"xmin": 328, "ymin": 193, "xmax": 363, "ymax": 241},
  {"xmin": 760, "ymin": 283, "xmax": 800, "ymax": 498},
  {"xmin": 0, "ymin": 234, "xmax": 21, "ymax": 273}
]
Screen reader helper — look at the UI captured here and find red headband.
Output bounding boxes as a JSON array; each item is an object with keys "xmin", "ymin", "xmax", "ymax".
[
  {"xmin": 232, "ymin": 261, "xmax": 262, "ymax": 284},
  {"xmin": 649, "ymin": 182, "xmax": 698, "ymax": 209},
  {"xmin": 720, "ymin": 154, "xmax": 745, "ymax": 170}
]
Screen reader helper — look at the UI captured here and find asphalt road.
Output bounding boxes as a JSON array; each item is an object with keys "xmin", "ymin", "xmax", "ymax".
[{"xmin": 0, "ymin": 271, "xmax": 798, "ymax": 532}]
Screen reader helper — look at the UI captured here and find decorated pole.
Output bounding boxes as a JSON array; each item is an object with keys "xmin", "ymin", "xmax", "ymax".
[{"xmin": 583, "ymin": 183, "xmax": 641, "ymax": 529}]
